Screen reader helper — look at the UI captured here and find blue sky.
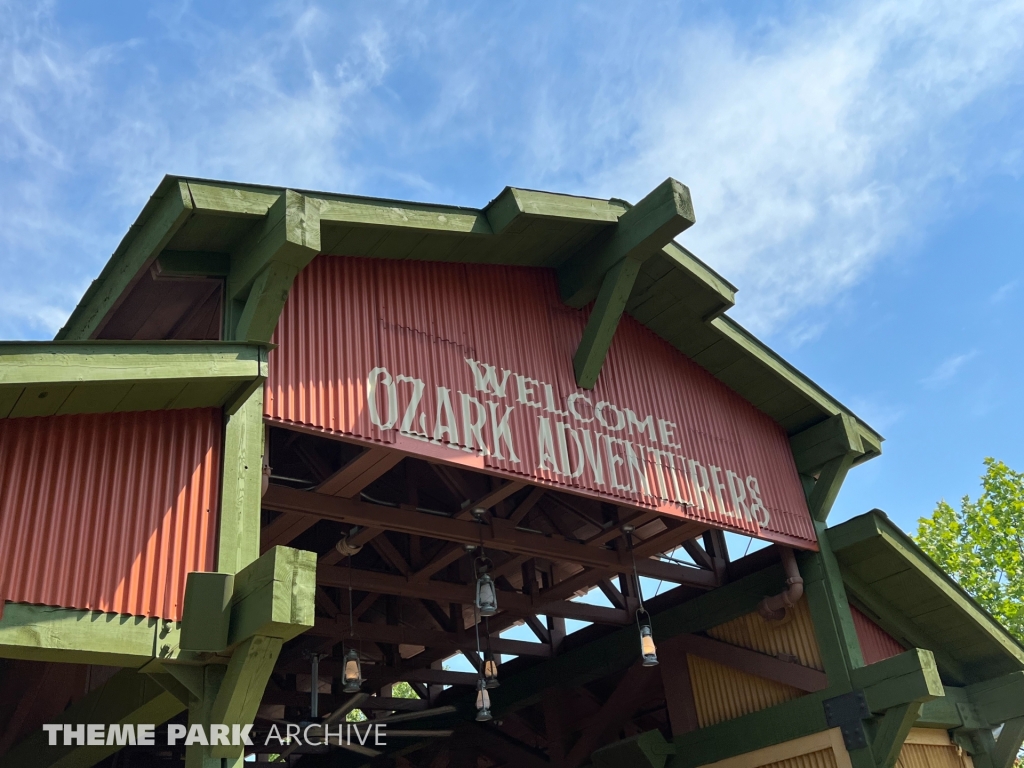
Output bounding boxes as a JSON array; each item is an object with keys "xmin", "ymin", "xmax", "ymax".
[{"xmin": 3, "ymin": 0, "xmax": 1024, "ymax": 542}]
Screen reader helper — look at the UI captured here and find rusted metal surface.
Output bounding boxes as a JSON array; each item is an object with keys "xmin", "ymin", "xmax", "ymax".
[
  {"xmin": 0, "ymin": 409, "xmax": 221, "ymax": 620},
  {"xmin": 851, "ymin": 605, "xmax": 905, "ymax": 665},
  {"xmin": 688, "ymin": 653, "xmax": 802, "ymax": 728},
  {"xmin": 706, "ymin": 596, "xmax": 824, "ymax": 671},
  {"xmin": 266, "ymin": 256, "xmax": 815, "ymax": 547}
]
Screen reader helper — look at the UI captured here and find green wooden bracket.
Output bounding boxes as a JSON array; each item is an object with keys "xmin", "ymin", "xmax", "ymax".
[
  {"xmin": 181, "ymin": 546, "xmax": 315, "ymax": 653},
  {"xmin": 966, "ymin": 671, "xmax": 1024, "ymax": 724},
  {"xmin": 209, "ymin": 635, "xmax": 283, "ymax": 759},
  {"xmin": 228, "ymin": 189, "xmax": 321, "ymax": 302},
  {"xmin": 807, "ymin": 454, "xmax": 856, "ymax": 522},
  {"xmin": 145, "ymin": 671, "xmax": 194, "ymax": 706},
  {"xmin": 991, "ymin": 716, "xmax": 1024, "ymax": 768},
  {"xmin": 180, "ymin": 571, "xmax": 234, "ymax": 652},
  {"xmin": 573, "ymin": 256, "xmax": 642, "ymax": 388},
  {"xmin": 850, "ymin": 649, "xmax": 944, "ymax": 713},
  {"xmin": 870, "ymin": 702, "xmax": 922, "ymax": 768},
  {"xmin": 557, "ymin": 178, "xmax": 695, "ymax": 308},
  {"xmin": 225, "ymin": 189, "xmax": 321, "ymax": 344},
  {"xmin": 593, "ymin": 729, "xmax": 676, "ymax": 768},
  {"xmin": 227, "ymin": 545, "xmax": 316, "ymax": 645},
  {"xmin": 791, "ymin": 414, "xmax": 864, "ymax": 475},
  {"xmin": 0, "ymin": 669, "xmax": 185, "ymax": 768},
  {"xmin": 791, "ymin": 414, "xmax": 866, "ymax": 522}
]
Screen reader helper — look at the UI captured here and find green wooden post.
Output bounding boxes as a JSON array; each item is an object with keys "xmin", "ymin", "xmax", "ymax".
[
  {"xmin": 802, "ymin": 521, "xmax": 865, "ymax": 690},
  {"xmin": 217, "ymin": 387, "xmax": 265, "ymax": 575}
]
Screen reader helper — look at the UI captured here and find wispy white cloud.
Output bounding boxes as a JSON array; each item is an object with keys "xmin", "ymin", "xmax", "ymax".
[
  {"xmin": 1, "ymin": 0, "xmax": 1023, "ymax": 342},
  {"xmin": 991, "ymin": 280, "xmax": 1018, "ymax": 304},
  {"xmin": 921, "ymin": 351, "xmax": 979, "ymax": 388},
  {"xmin": 525, "ymin": 0, "xmax": 1024, "ymax": 336}
]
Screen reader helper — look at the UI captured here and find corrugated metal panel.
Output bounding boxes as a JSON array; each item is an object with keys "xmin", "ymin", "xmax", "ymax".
[
  {"xmin": 899, "ymin": 742, "xmax": 973, "ymax": 768},
  {"xmin": 688, "ymin": 654, "xmax": 803, "ymax": 727},
  {"xmin": 758, "ymin": 748, "xmax": 838, "ymax": 768},
  {"xmin": 706, "ymin": 596, "xmax": 823, "ymax": 670},
  {"xmin": 266, "ymin": 256, "xmax": 816, "ymax": 547},
  {"xmin": 0, "ymin": 409, "xmax": 221, "ymax": 620},
  {"xmin": 850, "ymin": 605, "xmax": 905, "ymax": 665}
]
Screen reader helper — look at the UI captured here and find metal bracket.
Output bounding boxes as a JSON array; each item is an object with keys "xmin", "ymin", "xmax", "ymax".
[{"xmin": 824, "ymin": 690, "xmax": 871, "ymax": 751}]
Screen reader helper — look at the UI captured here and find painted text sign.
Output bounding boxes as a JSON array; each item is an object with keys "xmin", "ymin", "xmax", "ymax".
[{"xmin": 266, "ymin": 256, "xmax": 816, "ymax": 547}]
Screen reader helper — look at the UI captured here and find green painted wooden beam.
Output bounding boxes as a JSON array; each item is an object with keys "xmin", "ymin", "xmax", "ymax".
[
  {"xmin": 0, "ymin": 669, "xmax": 185, "ymax": 768},
  {"xmin": 486, "ymin": 187, "xmax": 625, "ymax": 234},
  {"xmin": 156, "ymin": 250, "xmax": 231, "ymax": 277},
  {"xmin": 558, "ymin": 178, "xmax": 696, "ymax": 308},
  {"xmin": 209, "ymin": 635, "xmax": 283, "ymax": 759},
  {"xmin": 227, "ymin": 189, "xmax": 321, "ymax": 304},
  {"xmin": 227, "ymin": 545, "xmax": 316, "ymax": 645},
  {"xmin": 667, "ymin": 688, "xmax": 834, "ymax": 768},
  {"xmin": 0, "ymin": 602, "xmax": 179, "ymax": 667},
  {"xmin": 791, "ymin": 414, "xmax": 864, "ymax": 475},
  {"xmin": 57, "ymin": 180, "xmax": 195, "ymax": 341},
  {"xmin": 573, "ymin": 255, "xmax": 642, "ymax": 388},
  {"xmin": 217, "ymin": 388, "xmax": 266, "ymax": 574},
  {"xmin": 850, "ymin": 648, "xmax": 944, "ymax": 712},
  {"xmin": 667, "ymin": 649, "xmax": 941, "ymax": 768},
  {"xmin": 0, "ymin": 342, "xmax": 268, "ymax": 419},
  {"xmin": 184, "ymin": 546, "xmax": 315, "ymax": 650},
  {"xmin": 491, "ymin": 562, "xmax": 787, "ymax": 716},
  {"xmin": 801, "ymin": 523, "xmax": 865, "ymax": 690},
  {"xmin": 991, "ymin": 716, "xmax": 1024, "ymax": 768},
  {"xmin": 966, "ymin": 671, "xmax": 1024, "ymax": 724},
  {"xmin": 871, "ymin": 702, "xmax": 923, "ymax": 768}
]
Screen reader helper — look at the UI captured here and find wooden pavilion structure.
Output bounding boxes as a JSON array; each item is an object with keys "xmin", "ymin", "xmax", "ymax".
[{"xmin": 1, "ymin": 176, "xmax": 1022, "ymax": 768}]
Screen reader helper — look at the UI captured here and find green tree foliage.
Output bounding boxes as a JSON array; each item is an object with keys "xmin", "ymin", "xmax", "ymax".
[{"xmin": 916, "ymin": 458, "xmax": 1024, "ymax": 639}]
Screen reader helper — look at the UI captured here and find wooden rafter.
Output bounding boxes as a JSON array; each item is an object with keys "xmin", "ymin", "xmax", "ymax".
[{"xmin": 265, "ymin": 484, "xmax": 714, "ymax": 586}]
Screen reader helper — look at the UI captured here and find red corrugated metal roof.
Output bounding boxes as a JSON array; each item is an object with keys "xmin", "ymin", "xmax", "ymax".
[
  {"xmin": 266, "ymin": 256, "xmax": 816, "ymax": 547},
  {"xmin": 0, "ymin": 408, "xmax": 221, "ymax": 620}
]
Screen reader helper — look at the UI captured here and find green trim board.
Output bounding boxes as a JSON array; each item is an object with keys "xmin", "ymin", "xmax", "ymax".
[
  {"xmin": 53, "ymin": 174, "xmax": 882, "ymax": 448},
  {"xmin": 829, "ymin": 511, "xmax": 1024, "ymax": 683},
  {"xmin": 0, "ymin": 341, "xmax": 268, "ymax": 418},
  {"xmin": 0, "ymin": 603, "xmax": 181, "ymax": 668}
]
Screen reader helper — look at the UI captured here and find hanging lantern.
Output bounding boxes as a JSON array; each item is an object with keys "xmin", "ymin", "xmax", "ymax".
[
  {"xmin": 638, "ymin": 614, "xmax": 659, "ymax": 667},
  {"xmin": 475, "ymin": 562, "xmax": 497, "ymax": 616},
  {"xmin": 342, "ymin": 648, "xmax": 363, "ymax": 693},
  {"xmin": 475, "ymin": 678, "xmax": 493, "ymax": 722},
  {"xmin": 483, "ymin": 649, "xmax": 500, "ymax": 689}
]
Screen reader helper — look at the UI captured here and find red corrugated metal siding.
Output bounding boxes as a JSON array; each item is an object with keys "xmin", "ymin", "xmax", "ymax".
[
  {"xmin": 267, "ymin": 256, "xmax": 816, "ymax": 547},
  {"xmin": 851, "ymin": 605, "xmax": 905, "ymax": 664},
  {"xmin": 0, "ymin": 409, "xmax": 221, "ymax": 620}
]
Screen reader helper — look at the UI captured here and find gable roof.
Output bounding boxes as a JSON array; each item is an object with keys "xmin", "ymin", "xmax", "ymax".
[
  {"xmin": 55, "ymin": 175, "xmax": 882, "ymax": 453},
  {"xmin": 829, "ymin": 509, "xmax": 1024, "ymax": 685}
]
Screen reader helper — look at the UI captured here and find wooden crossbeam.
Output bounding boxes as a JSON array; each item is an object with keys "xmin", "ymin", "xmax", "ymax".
[
  {"xmin": 664, "ymin": 634, "xmax": 828, "ymax": 693},
  {"xmin": 309, "ymin": 618, "xmax": 552, "ymax": 658},
  {"xmin": 265, "ymin": 484, "xmax": 711, "ymax": 586},
  {"xmin": 317, "ymin": 446, "xmax": 404, "ymax": 497},
  {"xmin": 564, "ymin": 662, "xmax": 659, "ymax": 767},
  {"xmin": 316, "ymin": 566, "xmax": 630, "ymax": 625}
]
